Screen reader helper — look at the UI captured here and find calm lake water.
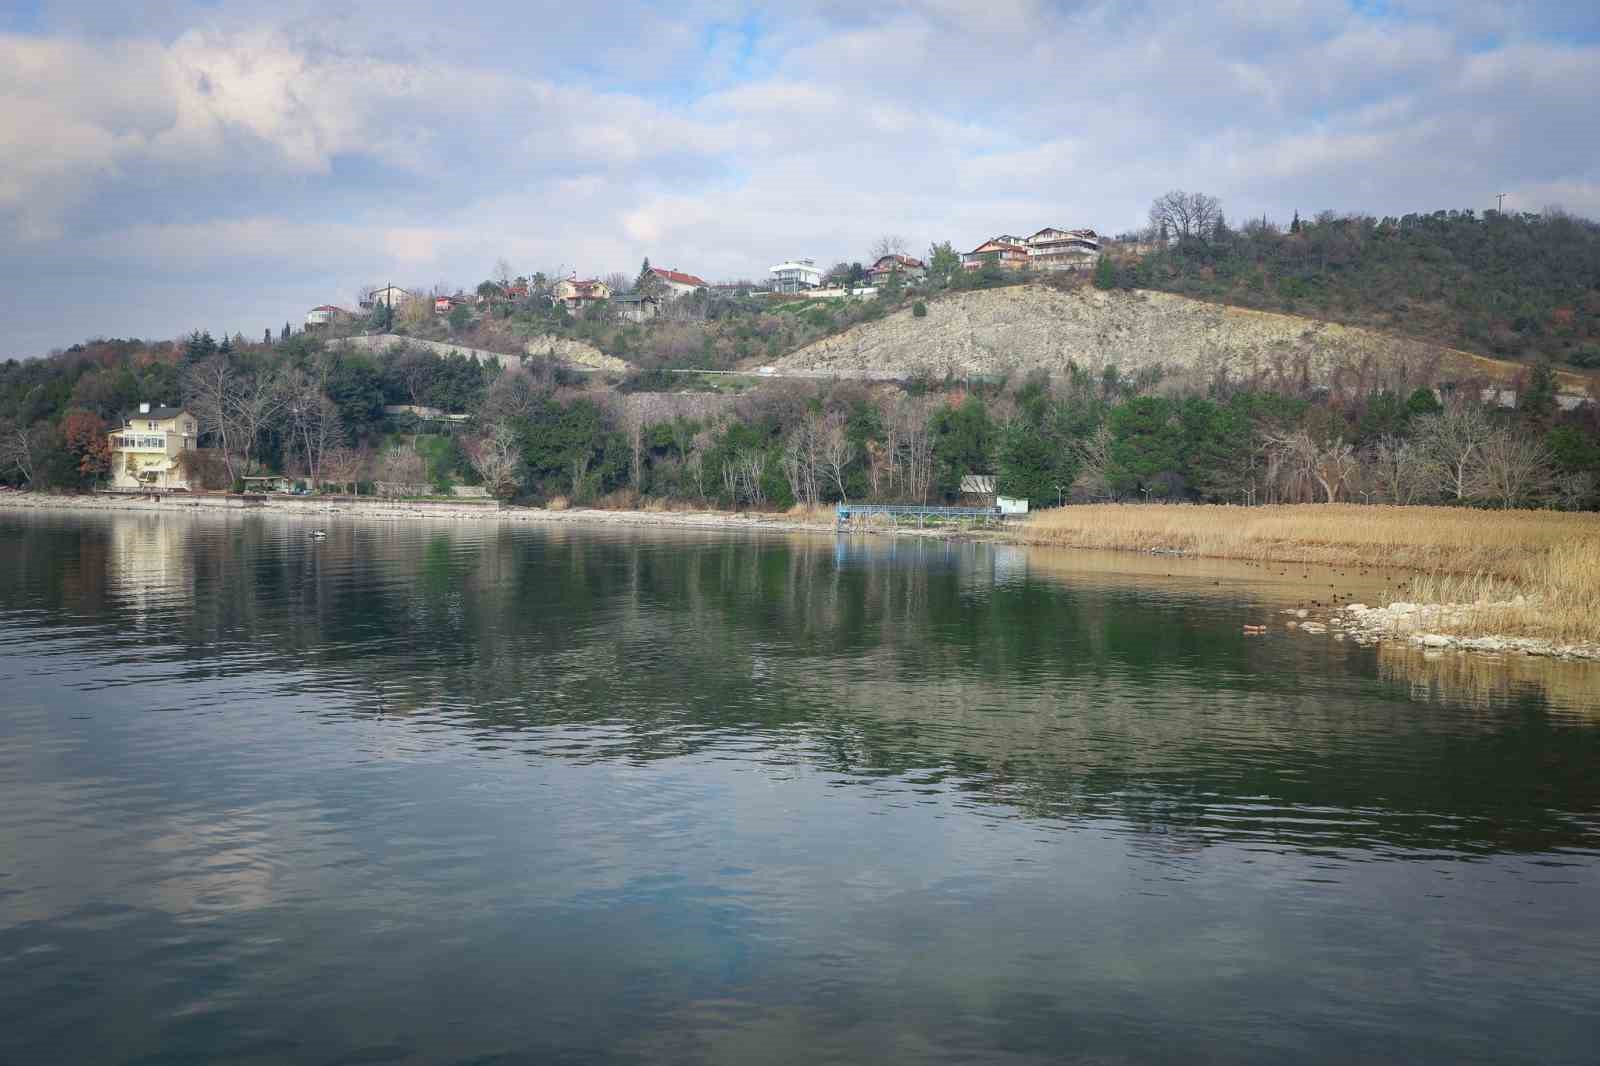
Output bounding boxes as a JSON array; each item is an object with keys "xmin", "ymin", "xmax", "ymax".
[{"xmin": 2, "ymin": 511, "xmax": 1597, "ymax": 1065}]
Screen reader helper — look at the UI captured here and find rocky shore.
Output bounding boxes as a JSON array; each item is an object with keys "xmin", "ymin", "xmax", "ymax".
[{"xmin": 1280, "ymin": 601, "xmax": 1600, "ymax": 662}]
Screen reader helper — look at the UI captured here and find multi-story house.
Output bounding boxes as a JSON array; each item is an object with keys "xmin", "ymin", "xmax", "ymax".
[
  {"xmin": 1024, "ymin": 227, "xmax": 1101, "ymax": 271},
  {"xmin": 108, "ymin": 404, "xmax": 198, "ymax": 491},
  {"xmin": 868, "ymin": 254, "xmax": 927, "ymax": 284},
  {"xmin": 960, "ymin": 238, "xmax": 1031, "ymax": 272},
  {"xmin": 769, "ymin": 258, "xmax": 823, "ymax": 294},
  {"xmin": 552, "ymin": 277, "xmax": 612, "ymax": 312}
]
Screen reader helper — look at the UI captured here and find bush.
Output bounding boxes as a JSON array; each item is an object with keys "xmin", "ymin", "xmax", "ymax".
[{"xmin": 912, "ymin": 301, "xmax": 928, "ymax": 317}]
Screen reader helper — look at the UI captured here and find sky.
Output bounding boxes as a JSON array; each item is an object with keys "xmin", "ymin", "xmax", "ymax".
[{"xmin": 3, "ymin": 0, "xmax": 1598, "ymax": 358}]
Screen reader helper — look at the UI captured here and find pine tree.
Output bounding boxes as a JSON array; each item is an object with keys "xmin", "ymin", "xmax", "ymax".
[
  {"xmin": 1290, "ymin": 210, "xmax": 1301, "ymax": 234},
  {"xmin": 264, "ymin": 328, "xmax": 272, "ymax": 345},
  {"xmin": 282, "ymin": 322, "xmax": 291, "ymax": 342},
  {"xmin": 1093, "ymin": 252, "xmax": 1117, "ymax": 290}
]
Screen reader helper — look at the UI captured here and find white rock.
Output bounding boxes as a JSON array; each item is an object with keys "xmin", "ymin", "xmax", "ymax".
[
  {"xmin": 1345, "ymin": 603, "xmax": 1367, "ymax": 613},
  {"xmin": 1421, "ymin": 634, "xmax": 1451, "ymax": 648}
]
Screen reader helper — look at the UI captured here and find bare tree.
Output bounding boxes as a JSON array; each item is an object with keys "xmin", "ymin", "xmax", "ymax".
[
  {"xmin": 893, "ymin": 398, "xmax": 935, "ymax": 504},
  {"xmin": 465, "ymin": 422, "xmax": 524, "ymax": 498},
  {"xmin": 1414, "ymin": 397, "xmax": 1494, "ymax": 501},
  {"xmin": 603, "ymin": 271, "xmax": 631, "ymax": 296},
  {"xmin": 1553, "ymin": 471, "xmax": 1597, "ymax": 511},
  {"xmin": 1369, "ymin": 436, "xmax": 1431, "ymax": 504},
  {"xmin": 493, "ymin": 258, "xmax": 514, "ymax": 287},
  {"xmin": 183, "ymin": 357, "xmax": 240, "ymax": 483},
  {"xmin": 818, "ymin": 410, "xmax": 855, "ymax": 502},
  {"xmin": 1072, "ymin": 425, "xmax": 1116, "ymax": 500},
  {"xmin": 375, "ymin": 446, "xmax": 426, "ymax": 486},
  {"xmin": 1148, "ymin": 190, "xmax": 1224, "ymax": 243},
  {"xmin": 870, "ymin": 235, "xmax": 909, "ymax": 262},
  {"xmin": 321, "ymin": 446, "xmax": 369, "ymax": 495},
  {"xmin": 1472, "ymin": 427, "xmax": 1554, "ymax": 508},
  {"xmin": 0, "ymin": 418, "xmax": 43, "ymax": 485},
  {"xmin": 281, "ymin": 373, "xmax": 343, "ymax": 489},
  {"xmin": 736, "ymin": 448, "xmax": 767, "ymax": 507}
]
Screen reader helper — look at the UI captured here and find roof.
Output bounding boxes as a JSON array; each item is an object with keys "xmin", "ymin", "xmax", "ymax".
[
  {"xmin": 310, "ymin": 304, "xmax": 345, "ymax": 313},
  {"xmin": 613, "ymin": 292, "xmax": 659, "ymax": 303},
  {"xmin": 560, "ymin": 278, "xmax": 609, "ymax": 297},
  {"xmin": 870, "ymin": 254, "xmax": 926, "ymax": 271},
  {"xmin": 649, "ymin": 267, "xmax": 709, "ymax": 288},
  {"xmin": 124, "ymin": 406, "xmax": 187, "ymax": 422},
  {"xmin": 960, "ymin": 475, "xmax": 997, "ymax": 494},
  {"xmin": 965, "ymin": 238, "xmax": 1028, "ymax": 256}
]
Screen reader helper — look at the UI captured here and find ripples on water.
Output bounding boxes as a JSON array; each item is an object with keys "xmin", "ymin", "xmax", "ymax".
[{"xmin": 0, "ymin": 512, "xmax": 1597, "ymax": 1065}]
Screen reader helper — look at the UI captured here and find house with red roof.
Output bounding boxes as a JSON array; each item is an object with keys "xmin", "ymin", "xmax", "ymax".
[
  {"xmin": 868, "ymin": 254, "xmax": 926, "ymax": 284},
  {"xmin": 647, "ymin": 267, "xmax": 709, "ymax": 297},
  {"xmin": 553, "ymin": 277, "xmax": 613, "ymax": 312}
]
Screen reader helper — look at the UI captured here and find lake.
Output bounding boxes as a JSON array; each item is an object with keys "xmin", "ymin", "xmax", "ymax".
[{"xmin": 1, "ymin": 511, "xmax": 1597, "ymax": 1065}]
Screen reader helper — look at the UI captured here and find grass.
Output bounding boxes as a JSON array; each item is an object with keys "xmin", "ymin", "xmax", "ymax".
[{"xmin": 1015, "ymin": 503, "xmax": 1600, "ymax": 644}]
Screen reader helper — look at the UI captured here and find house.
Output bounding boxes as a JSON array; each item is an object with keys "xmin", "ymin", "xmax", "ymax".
[
  {"xmin": 868, "ymin": 254, "xmax": 927, "ymax": 284},
  {"xmin": 770, "ymin": 258, "xmax": 823, "ymax": 294},
  {"xmin": 613, "ymin": 292, "xmax": 661, "ymax": 323},
  {"xmin": 1024, "ymin": 227, "xmax": 1101, "ymax": 272},
  {"xmin": 361, "ymin": 285, "xmax": 415, "ymax": 310},
  {"xmin": 434, "ymin": 296, "xmax": 454, "ymax": 315},
  {"xmin": 552, "ymin": 277, "xmax": 612, "ymax": 311},
  {"xmin": 647, "ymin": 267, "xmax": 709, "ymax": 297},
  {"xmin": 108, "ymin": 403, "xmax": 199, "ymax": 491},
  {"xmin": 960, "ymin": 238, "xmax": 1031, "ymax": 272},
  {"xmin": 304, "ymin": 305, "xmax": 347, "ymax": 328}
]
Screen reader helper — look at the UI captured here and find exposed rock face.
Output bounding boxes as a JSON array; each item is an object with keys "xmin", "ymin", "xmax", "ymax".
[
  {"xmin": 765, "ymin": 286, "xmax": 1510, "ymax": 389},
  {"xmin": 337, "ymin": 333, "xmax": 632, "ymax": 374},
  {"xmin": 522, "ymin": 335, "xmax": 631, "ymax": 374}
]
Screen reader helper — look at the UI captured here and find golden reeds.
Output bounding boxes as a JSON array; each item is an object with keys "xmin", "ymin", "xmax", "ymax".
[{"xmin": 1015, "ymin": 504, "xmax": 1600, "ymax": 642}]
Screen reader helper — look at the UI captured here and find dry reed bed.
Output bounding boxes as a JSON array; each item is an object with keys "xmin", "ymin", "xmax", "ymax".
[{"xmin": 1016, "ymin": 504, "xmax": 1600, "ymax": 644}]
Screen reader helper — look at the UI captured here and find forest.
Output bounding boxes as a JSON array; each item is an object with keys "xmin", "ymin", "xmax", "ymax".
[
  {"xmin": 1111, "ymin": 206, "xmax": 1600, "ymax": 368},
  {"xmin": 3, "ymin": 327, "xmax": 1597, "ymax": 513}
]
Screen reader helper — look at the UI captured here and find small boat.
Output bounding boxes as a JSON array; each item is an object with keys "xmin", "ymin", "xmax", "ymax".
[{"xmin": 309, "ymin": 530, "xmax": 328, "ymax": 539}]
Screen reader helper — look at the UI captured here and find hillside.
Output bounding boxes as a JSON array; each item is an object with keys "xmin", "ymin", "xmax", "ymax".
[
  {"xmin": 757, "ymin": 285, "xmax": 1585, "ymax": 397},
  {"xmin": 1123, "ymin": 209, "xmax": 1600, "ymax": 368}
]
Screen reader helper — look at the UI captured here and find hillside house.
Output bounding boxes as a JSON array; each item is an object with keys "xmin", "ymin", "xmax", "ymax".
[
  {"xmin": 1024, "ymin": 227, "xmax": 1101, "ymax": 271},
  {"xmin": 613, "ymin": 292, "xmax": 661, "ymax": 323},
  {"xmin": 647, "ymin": 267, "xmax": 709, "ymax": 297},
  {"xmin": 362, "ymin": 285, "xmax": 415, "ymax": 310},
  {"xmin": 770, "ymin": 258, "xmax": 823, "ymax": 294},
  {"xmin": 108, "ymin": 403, "xmax": 198, "ymax": 491},
  {"xmin": 868, "ymin": 254, "xmax": 927, "ymax": 284},
  {"xmin": 961, "ymin": 239, "xmax": 1030, "ymax": 272},
  {"xmin": 304, "ymin": 305, "xmax": 348, "ymax": 328},
  {"xmin": 553, "ymin": 277, "xmax": 612, "ymax": 312}
]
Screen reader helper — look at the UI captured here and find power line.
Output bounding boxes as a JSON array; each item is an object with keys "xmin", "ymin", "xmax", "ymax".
[{"xmin": 1495, "ymin": 192, "xmax": 1507, "ymax": 213}]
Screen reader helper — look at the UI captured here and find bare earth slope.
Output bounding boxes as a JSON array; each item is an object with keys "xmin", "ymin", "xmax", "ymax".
[{"xmin": 762, "ymin": 286, "xmax": 1542, "ymax": 390}]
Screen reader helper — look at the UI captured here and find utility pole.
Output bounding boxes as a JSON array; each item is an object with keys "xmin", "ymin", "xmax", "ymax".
[{"xmin": 1495, "ymin": 192, "xmax": 1507, "ymax": 214}]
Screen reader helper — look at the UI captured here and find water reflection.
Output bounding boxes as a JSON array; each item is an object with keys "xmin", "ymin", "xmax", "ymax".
[
  {"xmin": 3, "ymin": 512, "xmax": 1597, "ymax": 860},
  {"xmin": 2, "ymin": 511, "xmax": 1599, "ymax": 1066}
]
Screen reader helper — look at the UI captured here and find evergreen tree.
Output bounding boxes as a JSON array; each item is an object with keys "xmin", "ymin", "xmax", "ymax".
[
  {"xmin": 1290, "ymin": 210, "xmax": 1301, "ymax": 234},
  {"xmin": 264, "ymin": 328, "xmax": 273, "ymax": 345},
  {"xmin": 282, "ymin": 322, "xmax": 291, "ymax": 342},
  {"xmin": 1093, "ymin": 252, "xmax": 1117, "ymax": 290}
]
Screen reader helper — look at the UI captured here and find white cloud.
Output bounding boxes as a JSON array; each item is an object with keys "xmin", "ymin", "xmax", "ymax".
[{"xmin": 3, "ymin": 1, "xmax": 1598, "ymax": 356}]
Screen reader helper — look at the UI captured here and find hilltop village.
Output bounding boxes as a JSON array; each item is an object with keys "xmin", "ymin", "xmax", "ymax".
[{"xmin": 3, "ymin": 203, "xmax": 1598, "ymax": 519}]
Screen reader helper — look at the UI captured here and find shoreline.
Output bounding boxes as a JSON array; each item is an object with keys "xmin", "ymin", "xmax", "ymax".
[{"xmin": 4, "ymin": 492, "xmax": 1597, "ymax": 663}]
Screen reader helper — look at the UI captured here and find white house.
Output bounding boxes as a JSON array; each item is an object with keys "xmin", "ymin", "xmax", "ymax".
[
  {"xmin": 304, "ymin": 305, "xmax": 346, "ymax": 327},
  {"xmin": 770, "ymin": 258, "xmax": 823, "ymax": 294},
  {"xmin": 647, "ymin": 267, "xmax": 709, "ymax": 297},
  {"xmin": 363, "ymin": 285, "xmax": 415, "ymax": 310}
]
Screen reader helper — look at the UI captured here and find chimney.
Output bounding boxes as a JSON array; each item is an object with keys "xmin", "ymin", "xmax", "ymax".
[{"xmin": 139, "ymin": 402, "xmax": 151, "ymax": 414}]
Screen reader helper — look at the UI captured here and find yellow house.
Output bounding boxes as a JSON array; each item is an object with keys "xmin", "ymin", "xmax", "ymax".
[{"xmin": 109, "ymin": 404, "xmax": 199, "ymax": 490}]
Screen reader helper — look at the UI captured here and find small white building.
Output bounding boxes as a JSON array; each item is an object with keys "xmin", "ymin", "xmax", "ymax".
[
  {"xmin": 363, "ymin": 285, "xmax": 415, "ymax": 310},
  {"xmin": 770, "ymin": 258, "xmax": 823, "ymax": 294}
]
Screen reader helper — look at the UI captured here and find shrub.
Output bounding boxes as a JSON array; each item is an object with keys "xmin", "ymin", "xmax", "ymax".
[{"xmin": 912, "ymin": 301, "xmax": 928, "ymax": 317}]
